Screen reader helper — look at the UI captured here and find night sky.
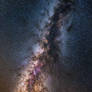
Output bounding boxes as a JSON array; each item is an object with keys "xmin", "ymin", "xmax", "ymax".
[{"xmin": 0, "ymin": 0, "xmax": 92, "ymax": 92}]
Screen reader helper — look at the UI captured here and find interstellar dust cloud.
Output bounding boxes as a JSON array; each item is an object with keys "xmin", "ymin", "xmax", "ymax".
[{"xmin": 14, "ymin": 1, "xmax": 73, "ymax": 92}]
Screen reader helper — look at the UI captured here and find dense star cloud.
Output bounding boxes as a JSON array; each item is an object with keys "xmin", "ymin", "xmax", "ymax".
[{"xmin": 0, "ymin": 0, "xmax": 92, "ymax": 92}]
